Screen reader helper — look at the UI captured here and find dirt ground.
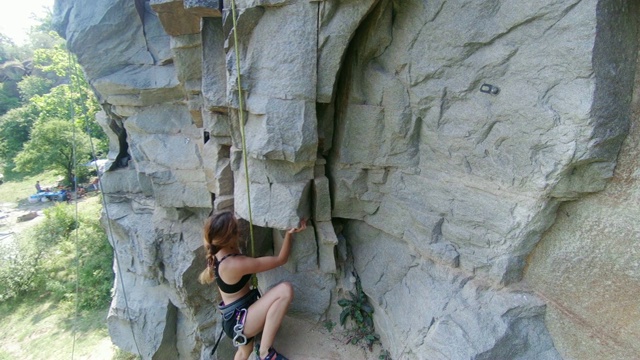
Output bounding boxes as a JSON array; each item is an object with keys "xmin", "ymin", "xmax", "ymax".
[
  {"xmin": 265, "ymin": 316, "xmax": 382, "ymax": 360},
  {"xmin": 0, "ymin": 198, "xmax": 381, "ymax": 360},
  {"xmin": 0, "ymin": 199, "xmax": 52, "ymax": 242}
]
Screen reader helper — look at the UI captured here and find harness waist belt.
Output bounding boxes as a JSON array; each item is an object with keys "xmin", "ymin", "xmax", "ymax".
[{"xmin": 218, "ymin": 288, "xmax": 260, "ymax": 318}]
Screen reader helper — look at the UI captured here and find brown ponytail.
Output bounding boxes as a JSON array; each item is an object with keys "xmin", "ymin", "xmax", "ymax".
[
  {"xmin": 198, "ymin": 243, "xmax": 217, "ymax": 284},
  {"xmin": 198, "ymin": 211, "xmax": 239, "ymax": 285}
]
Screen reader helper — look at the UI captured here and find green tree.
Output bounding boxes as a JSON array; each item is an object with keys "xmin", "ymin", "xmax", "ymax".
[
  {"xmin": 14, "ymin": 118, "xmax": 94, "ymax": 183},
  {"xmin": 0, "ymin": 83, "xmax": 20, "ymax": 115},
  {"xmin": 17, "ymin": 75, "xmax": 54, "ymax": 101},
  {"xmin": 0, "ymin": 11, "xmax": 60, "ymax": 116},
  {"xmin": 32, "ymin": 45, "xmax": 102, "ymax": 137},
  {"xmin": 1, "ymin": 49, "xmax": 104, "ymax": 178},
  {"xmin": 0, "ymin": 105, "xmax": 39, "ymax": 177},
  {"xmin": 0, "ymin": 15, "xmax": 105, "ymax": 180}
]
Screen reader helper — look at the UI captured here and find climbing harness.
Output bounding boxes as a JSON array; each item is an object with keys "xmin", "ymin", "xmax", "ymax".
[
  {"xmin": 211, "ymin": 288, "xmax": 261, "ymax": 356},
  {"xmin": 209, "ymin": 306, "xmax": 250, "ymax": 356}
]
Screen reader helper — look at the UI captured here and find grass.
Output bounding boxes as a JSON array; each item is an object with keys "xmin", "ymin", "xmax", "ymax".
[
  {"xmin": 0, "ymin": 170, "xmax": 61, "ymax": 205},
  {"xmin": 0, "ymin": 173, "xmax": 120, "ymax": 360},
  {"xmin": 0, "ymin": 295, "xmax": 114, "ymax": 360}
]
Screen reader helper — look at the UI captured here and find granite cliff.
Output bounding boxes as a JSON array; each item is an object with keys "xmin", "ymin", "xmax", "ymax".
[{"xmin": 53, "ymin": 0, "xmax": 639, "ymax": 359}]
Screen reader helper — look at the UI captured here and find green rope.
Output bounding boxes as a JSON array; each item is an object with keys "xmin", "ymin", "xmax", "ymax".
[{"xmin": 229, "ymin": 0, "xmax": 257, "ymax": 285}]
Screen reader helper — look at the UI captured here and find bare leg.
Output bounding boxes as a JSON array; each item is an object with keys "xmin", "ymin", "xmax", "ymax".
[
  {"xmin": 242, "ymin": 282, "xmax": 294, "ymax": 359},
  {"xmin": 234, "ymin": 339, "xmax": 254, "ymax": 360}
]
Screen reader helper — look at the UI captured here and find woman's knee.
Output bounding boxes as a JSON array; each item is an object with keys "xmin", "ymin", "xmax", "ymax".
[
  {"xmin": 276, "ymin": 281, "xmax": 294, "ymax": 302},
  {"xmin": 235, "ymin": 342, "xmax": 254, "ymax": 360}
]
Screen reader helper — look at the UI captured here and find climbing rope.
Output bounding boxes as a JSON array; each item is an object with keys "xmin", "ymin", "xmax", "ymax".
[
  {"xmin": 229, "ymin": 0, "xmax": 257, "ymax": 270},
  {"xmin": 68, "ymin": 50, "xmax": 80, "ymax": 360},
  {"xmin": 65, "ymin": 51, "xmax": 142, "ymax": 358},
  {"xmin": 68, "ymin": 1, "xmax": 260, "ymax": 357}
]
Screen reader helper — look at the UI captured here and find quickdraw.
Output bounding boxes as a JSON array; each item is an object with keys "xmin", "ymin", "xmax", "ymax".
[{"xmin": 232, "ymin": 308, "xmax": 249, "ymax": 346}]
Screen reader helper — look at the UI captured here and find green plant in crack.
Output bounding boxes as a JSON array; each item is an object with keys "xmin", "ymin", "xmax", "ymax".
[{"xmin": 338, "ymin": 274, "xmax": 381, "ymax": 351}]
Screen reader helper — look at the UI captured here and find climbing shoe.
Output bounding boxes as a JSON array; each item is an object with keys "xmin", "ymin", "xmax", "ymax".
[{"xmin": 258, "ymin": 347, "xmax": 288, "ymax": 360}]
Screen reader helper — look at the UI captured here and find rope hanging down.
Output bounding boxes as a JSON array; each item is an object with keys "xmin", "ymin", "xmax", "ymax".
[
  {"xmin": 65, "ymin": 50, "xmax": 142, "ymax": 359},
  {"xmin": 229, "ymin": 0, "xmax": 257, "ymax": 269},
  {"xmin": 210, "ymin": 4, "xmax": 259, "ymax": 356},
  {"xmin": 68, "ymin": 50, "xmax": 80, "ymax": 360},
  {"xmin": 69, "ymin": 0, "xmax": 258, "ymax": 356}
]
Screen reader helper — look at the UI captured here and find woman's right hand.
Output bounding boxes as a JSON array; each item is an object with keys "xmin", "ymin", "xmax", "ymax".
[{"xmin": 287, "ymin": 219, "xmax": 307, "ymax": 234}]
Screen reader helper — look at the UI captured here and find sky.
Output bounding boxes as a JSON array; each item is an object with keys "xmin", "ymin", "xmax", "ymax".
[{"xmin": 0, "ymin": 0, "xmax": 55, "ymax": 44}]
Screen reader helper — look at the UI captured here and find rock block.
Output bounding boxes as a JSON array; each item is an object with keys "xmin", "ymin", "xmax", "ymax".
[
  {"xmin": 312, "ymin": 176, "xmax": 331, "ymax": 222},
  {"xmin": 101, "ymin": 169, "xmax": 143, "ymax": 194},
  {"xmin": 257, "ymin": 266, "xmax": 335, "ymax": 320},
  {"xmin": 234, "ymin": 174, "xmax": 312, "ymax": 230},
  {"xmin": 243, "ymin": 98, "xmax": 318, "ymax": 163},
  {"xmin": 184, "ymin": 0, "xmax": 222, "ymax": 18},
  {"xmin": 273, "ymin": 224, "xmax": 317, "ymax": 273},
  {"xmin": 170, "ymin": 33, "xmax": 203, "ymax": 87},
  {"xmin": 315, "ymin": 221, "xmax": 338, "ymax": 274},
  {"xmin": 150, "ymin": 0, "xmax": 201, "ymax": 36},
  {"xmin": 201, "ymin": 18, "xmax": 228, "ymax": 111}
]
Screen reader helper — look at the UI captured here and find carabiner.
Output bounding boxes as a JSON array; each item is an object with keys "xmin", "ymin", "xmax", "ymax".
[
  {"xmin": 233, "ymin": 333, "xmax": 248, "ymax": 346},
  {"xmin": 232, "ymin": 308, "xmax": 248, "ymax": 347}
]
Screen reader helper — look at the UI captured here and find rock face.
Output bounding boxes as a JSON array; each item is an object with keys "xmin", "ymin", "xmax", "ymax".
[
  {"xmin": 525, "ymin": 47, "xmax": 640, "ymax": 360},
  {"xmin": 53, "ymin": 0, "xmax": 639, "ymax": 359}
]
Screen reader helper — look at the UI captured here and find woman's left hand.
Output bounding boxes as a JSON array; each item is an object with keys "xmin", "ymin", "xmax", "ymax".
[{"xmin": 287, "ymin": 219, "xmax": 307, "ymax": 234}]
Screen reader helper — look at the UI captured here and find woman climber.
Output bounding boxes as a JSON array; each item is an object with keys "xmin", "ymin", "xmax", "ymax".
[{"xmin": 199, "ymin": 211, "xmax": 307, "ymax": 360}]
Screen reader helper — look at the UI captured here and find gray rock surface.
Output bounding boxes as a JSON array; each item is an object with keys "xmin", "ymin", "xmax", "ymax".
[
  {"xmin": 526, "ymin": 32, "xmax": 640, "ymax": 360},
  {"xmin": 54, "ymin": 0, "xmax": 639, "ymax": 359}
]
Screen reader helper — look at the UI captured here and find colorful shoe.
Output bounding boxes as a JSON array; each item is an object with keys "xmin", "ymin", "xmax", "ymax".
[{"xmin": 259, "ymin": 347, "xmax": 288, "ymax": 360}]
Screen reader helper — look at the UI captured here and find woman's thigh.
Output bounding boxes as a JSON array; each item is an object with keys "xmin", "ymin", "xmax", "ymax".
[{"xmin": 242, "ymin": 282, "xmax": 293, "ymax": 337}]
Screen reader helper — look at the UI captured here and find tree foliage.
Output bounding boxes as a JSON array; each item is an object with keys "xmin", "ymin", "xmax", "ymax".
[
  {"xmin": 0, "ymin": 83, "xmax": 20, "ymax": 115},
  {"xmin": 0, "ymin": 105, "xmax": 39, "ymax": 177},
  {"xmin": 17, "ymin": 75, "xmax": 54, "ymax": 101},
  {"xmin": 0, "ymin": 24, "xmax": 105, "ymax": 181},
  {"xmin": 14, "ymin": 118, "xmax": 94, "ymax": 183},
  {"xmin": 0, "ymin": 202, "xmax": 113, "ymax": 310}
]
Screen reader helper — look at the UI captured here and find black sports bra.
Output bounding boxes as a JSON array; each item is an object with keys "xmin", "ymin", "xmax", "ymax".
[{"xmin": 214, "ymin": 254, "xmax": 253, "ymax": 294}]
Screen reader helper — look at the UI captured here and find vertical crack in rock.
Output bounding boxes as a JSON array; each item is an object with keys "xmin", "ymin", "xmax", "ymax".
[
  {"xmin": 134, "ymin": 0, "xmax": 153, "ymax": 61},
  {"xmin": 101, "ymin": 104, "xmax": 130, "ymax": 170},
  {"xmin": 155, "ymin": 301, "xmax": 179, "ymax": 359}
]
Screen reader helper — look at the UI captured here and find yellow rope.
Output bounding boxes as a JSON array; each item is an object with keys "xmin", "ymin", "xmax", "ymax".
[{"xmin": 229, "ymin": 0, "xmax": 257, "ymax": 285}]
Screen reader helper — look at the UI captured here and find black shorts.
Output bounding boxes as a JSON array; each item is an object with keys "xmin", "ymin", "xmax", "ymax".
[{"xmin": 218, "ymin": 289, "xmax": 260, "ymax": 340}]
